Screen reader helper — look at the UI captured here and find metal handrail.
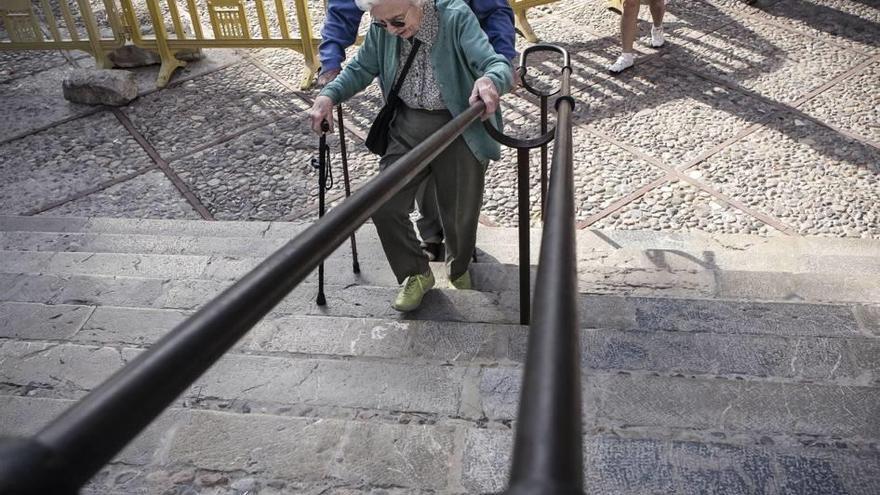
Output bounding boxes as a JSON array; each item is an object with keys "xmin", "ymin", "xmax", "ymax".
[
  {"xmin": 504, "ymin": 51, "xmax": 583, "ymax": 494},
  {"xmin": 0, "ymin": 103, "xmax": 486, "ymax": 495}
]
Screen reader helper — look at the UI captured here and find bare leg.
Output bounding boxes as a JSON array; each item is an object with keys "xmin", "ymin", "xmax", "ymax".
[
  {"xmin": 621, "ymin": 0, "xmax": 640, "ymax": 53},
  {"xmin": 649, "ymin": 0, "xmax": 665, "ymax": 27}
]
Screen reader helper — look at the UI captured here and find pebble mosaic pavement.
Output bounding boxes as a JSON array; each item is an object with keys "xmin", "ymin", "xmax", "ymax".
[{"xmin": 0, "ymin": 0, "xmax": 877, "ymax": 238}]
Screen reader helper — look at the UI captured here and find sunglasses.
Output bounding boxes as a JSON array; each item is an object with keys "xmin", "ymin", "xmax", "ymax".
[{"xmin": 372, "ymin": 11, "xmax": 408, "ymax": 29}]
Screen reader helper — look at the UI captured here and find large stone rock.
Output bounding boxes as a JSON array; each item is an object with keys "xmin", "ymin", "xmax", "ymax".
[
  {"xmin": 107, "ymin": 45, "xmax": 162, "ymax": 68},
  {"xmin": 62, "ymin": 69, "xmax": 138, "ymax": 106}
]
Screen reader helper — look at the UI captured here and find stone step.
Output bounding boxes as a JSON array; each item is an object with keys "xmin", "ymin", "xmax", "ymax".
[
  {"xmin": 1, "ymin": 276, "xmax": 876, "ymax": 336},
  {"xmin": 3, "ymin": 230, "xmax": 880, "ymax": 276},
  {"xmin": 5, "ymin": 396, "xmax": 877, "ymax": 494},
  {"xmin": 3, "ymin": 216, "xmax": 879, "ymax": 258},
  {"xmin": 2, "ymin": 250, "xmax": 879, "ymax": 303},
  {"xmin": 2, "ymin": 337, "xmax": 878, "ymax": 439},
  {"xmin": 4, "ymin": 302, "xmax": 877, "ymax": 385}
]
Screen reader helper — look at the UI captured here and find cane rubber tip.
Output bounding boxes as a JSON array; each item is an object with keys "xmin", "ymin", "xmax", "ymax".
[
  {"xmin": 316, "ymin": 293, "xmax": 327, "ymax": 306},
  {"xmin": 353, "ymin": 262, "xmax": 361, "ymax": 274}
]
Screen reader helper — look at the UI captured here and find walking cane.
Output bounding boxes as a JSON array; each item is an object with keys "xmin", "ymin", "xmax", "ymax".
[
  {"xmin": 313, "ymin": 120, "xmax": 332, "ymax": 306},
  {"xmin": 312, "ymin": 110, "xmax": 360, "ymax": 306},
  {"xmin": 337, "ymin": 105, "xmax": 361, "ymax": 275}
]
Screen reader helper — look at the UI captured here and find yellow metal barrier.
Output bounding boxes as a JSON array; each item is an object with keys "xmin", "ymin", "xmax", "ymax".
[
  {"xmin": 510, "ymin": 0, "xmax": 559, "ymax": 43},
  {"xmin": 1, "ymin": 0, "xmax": 321, "ymax": 89},
  {"xmin": 2, "ymin": 0, "xmax": 551, "ymax": 89},
  {"xmin": 118, "ymin": 0, "xmax": 321, "ymax": 89},
  {"xmin": 0, "ymin": 0, "xmax": 125, "ymax": 68}
]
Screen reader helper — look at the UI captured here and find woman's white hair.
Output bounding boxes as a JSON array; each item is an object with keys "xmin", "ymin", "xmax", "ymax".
[{"xmin": 356, "ymin": 0, "xmax": 425, "ymax": 12}]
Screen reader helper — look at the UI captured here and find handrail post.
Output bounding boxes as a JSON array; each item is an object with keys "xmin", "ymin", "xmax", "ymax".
[{"xmin": 517, "ymin": 148, "xmax": 531, "ymax": 325}]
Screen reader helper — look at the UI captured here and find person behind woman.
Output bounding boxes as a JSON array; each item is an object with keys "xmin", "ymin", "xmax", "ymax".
[
  {"xmin": 306, "ymin": 0, "xmax": 512, "ymax": 312},
  {"xmin": 608, "ymin": 0, "xmax": 666, "ymax": 74}
]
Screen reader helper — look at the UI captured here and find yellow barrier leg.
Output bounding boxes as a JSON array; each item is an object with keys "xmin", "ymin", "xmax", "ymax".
[
  {"xmin": 146, "ymin": 0, "xmax": 185, "ymax": 87},
  {"xmin": 514, "ymin": 7, "xmax": 539, "ymax": 42},
  {"xmin": 76, "ymin": 0, "xmax": 113, "ymax": 68},
  {"xmin": 292, "ymin": 0, "xmax": 320, "ymax": 89}
]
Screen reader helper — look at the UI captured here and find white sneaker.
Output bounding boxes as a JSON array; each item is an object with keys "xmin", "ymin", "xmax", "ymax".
[
  {"xmin": 607, "ymin": 53, "xmax": 635, "ymax": 73},
  {"xmin": 650, "ymin": 25, "xmax": 665, "ymax": 48}
]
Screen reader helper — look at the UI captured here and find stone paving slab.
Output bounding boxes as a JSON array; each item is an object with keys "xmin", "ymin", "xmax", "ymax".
[
  {"xmin": 2, "ymin": 268, "xmax": 878, "ymax": 327},
  {"xmin": 5, "ymin": 215, "xmax": 879, "ymax": 256},
  {"xmin": 0, "ymin": 396, "xmax": 183, "ymax": 468},
  {"xmin": 694, "ymin": 112, "xmax": 880, "ymax": 237},
  {"xmin": 666, "ymin": 14, "xmax": 869, "ymax": 104},
  {"xmin": 8, "ymin": 302, "xmax": 877, "ymax": 389},
  {"xmin": 572, "ymin": 328, "xmax": 880, "ymax": 385},
  {"xmin": 578, "ymin": 295, "xmax": 871, "ymax": 338},
  {"xmin": 0, "ymin": 301, "xmax": 93, "ymax": 340},
  {"xmin": 574, "ymin": 60, "xmax": 779, "ymax": 169},
  {"xmin": 593, "ymin": 179, "xmax": 779, "ymax": 234},
  {"xmin": 4, "ymin": 249, "xmax": 879, "ymax": 304},
  {"xmin": 480, "ymin": 368, "xmax": 880, "ymax": 438},
  {"xmin": 0, "ymin": 339, "xmax": 467, "ymax": 413},
  {"xmin": 0, "ymin": 63, "xmax": 95, "ymax": 143},
  {"xmin": 800, "ymin": 59, "xmax": 880, "ymax": 144},
  {"xmin": 122, "ymin": 61, "xmax": 298, "ymax": 157},
  {"xmin": 0, "ymin": 111, "xmax": 155, "ymax": 215},
  {"xmin": 462, "ymin": 428, "xmax": 880, "ymax": 494},
  {"xmin": 0, "ymin": 50, "xmax": 70, "ymax": 84},
  {"xmin": 38, "ymin": 170, "xmax": 202, "ymax": 220},
  {"xmin": 171, "ymin": 115, "xmax": 376, "ymax": 220},
  {"xmin": 753, "ymin": 0, "xmax": 880, "ymax": 57}
]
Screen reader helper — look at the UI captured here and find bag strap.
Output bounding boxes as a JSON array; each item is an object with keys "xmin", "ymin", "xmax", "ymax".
[{"xmin": 389, "ymin": 38, "xmax": 422, "ymax": 99}]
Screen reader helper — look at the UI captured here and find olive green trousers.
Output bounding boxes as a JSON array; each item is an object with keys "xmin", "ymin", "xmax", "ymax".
[{"xmin": 373, "ymin": 105, "xmax": 486, "ymax": 284}]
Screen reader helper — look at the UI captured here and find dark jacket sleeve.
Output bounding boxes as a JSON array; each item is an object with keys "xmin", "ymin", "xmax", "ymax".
[
  {"xmin": 318, "ymin": 0, "xmax": 365, "ymax": 72},
  {"xmin": 469, "ymin": 0, "xmax": 517, "ymax": 61}
]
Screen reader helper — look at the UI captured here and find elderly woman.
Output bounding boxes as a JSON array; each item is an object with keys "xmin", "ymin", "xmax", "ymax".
[{"xmin": 307, "ymin": 0, "xmax": 512, "ymax": 312}]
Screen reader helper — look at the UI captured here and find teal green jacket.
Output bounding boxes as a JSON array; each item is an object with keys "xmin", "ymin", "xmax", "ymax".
[{"xmin": 319, "ymin": 0, "xmax": 512, "ymax": 163}]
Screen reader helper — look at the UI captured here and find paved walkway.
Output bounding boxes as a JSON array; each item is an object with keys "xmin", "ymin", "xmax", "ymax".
[{"xmin": 0, "ymin": 0, "xmax": 877, "ymax": 238}]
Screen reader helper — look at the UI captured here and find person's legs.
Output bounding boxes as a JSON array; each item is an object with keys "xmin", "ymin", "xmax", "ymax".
[
  {"xmin": 621, "ymin": 0, "xmax": 640, "ymax": 53},
  {"xmin": 371, "ymin": 106, "xmax": 441, "ymax": 284},
  {"xmin": 414, "ymin": 175, "xmax": 444, "ymax": 261},
  {"xmin": 608, "ymin": 0, "xmax": 641, "ymax": 73},
  {"xmin": 649, "ymin": 0, "xmax": 665, "ymax": 26},
  {"xmin": 371, "ymin": 164, "xmax": 430, "ymax": 284},
  {"xmin": 648, "ymin": 0, "xmax": 666, "ymax": 47},
  {"xmin": 428, "ymin": 135, "xmax": 485, "ymax": 284}
]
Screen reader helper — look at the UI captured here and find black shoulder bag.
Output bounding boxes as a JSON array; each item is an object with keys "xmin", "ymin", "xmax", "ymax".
[{"xmin": 364, "ymin": 38, "xmax": 422, "ymax": 156}]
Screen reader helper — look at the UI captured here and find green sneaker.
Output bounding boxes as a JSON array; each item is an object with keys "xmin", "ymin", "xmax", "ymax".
[
  {"xmin": 392, "ymin": 271, "xmax": 435, "ymax": 312},
  {"xmin": 449, "ymin": 271, "xmax": 472, "ymax": 290}
]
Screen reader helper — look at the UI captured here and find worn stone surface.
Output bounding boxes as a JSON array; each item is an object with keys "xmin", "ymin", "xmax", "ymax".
[
  {"xmin": 479, "ymin": 368, "xmax": 880, "ymax": 439},
  {"xmin": 0, "ymin": 112, "xmax": 154, "ymax": 215},
  {"xmin": 695, "ymin": 113, "xmax": 880, "ymax": 238},
  {"xmin": 39, "ymin": 170, "xmax": 202, "ymax": 220},
  {"xmin": 462, "ymin": 428, "xmax": 880, "ymax": 495},
  {"xmin": 0, "ymin": 301, "xmax": 92, "ymax": 340},
  {"xmin": 121, "ymin": 61, "xmax": 297, "ymax": 156},
  {"xmin": 800, "ymin": 60, "xmax": 880, "ymax": 144},
  {"xmin": 581, "ymin": 295, "xmax": 865, "ymax": 337}
]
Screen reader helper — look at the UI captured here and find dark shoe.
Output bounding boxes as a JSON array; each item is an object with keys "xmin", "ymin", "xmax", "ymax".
[{"xmin": 420, "ymin": 241, "xmax": 444, "ymax": 261}]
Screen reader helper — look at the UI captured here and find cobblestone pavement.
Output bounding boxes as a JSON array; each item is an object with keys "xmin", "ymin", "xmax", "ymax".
[{"xmin": 0, "ymin": 0, "xmax": 877, "ymax": 238}]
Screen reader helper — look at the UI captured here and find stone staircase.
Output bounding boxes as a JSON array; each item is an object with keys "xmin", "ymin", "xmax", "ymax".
[{"xmin": 1, "ymin": 215, "xmax": 879, "ymax": 494}]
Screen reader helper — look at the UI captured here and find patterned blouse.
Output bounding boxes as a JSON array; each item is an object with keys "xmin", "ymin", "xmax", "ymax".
[{"xmin": 397, "ymin": 2, "xmax": 446, "ymax": 111}]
